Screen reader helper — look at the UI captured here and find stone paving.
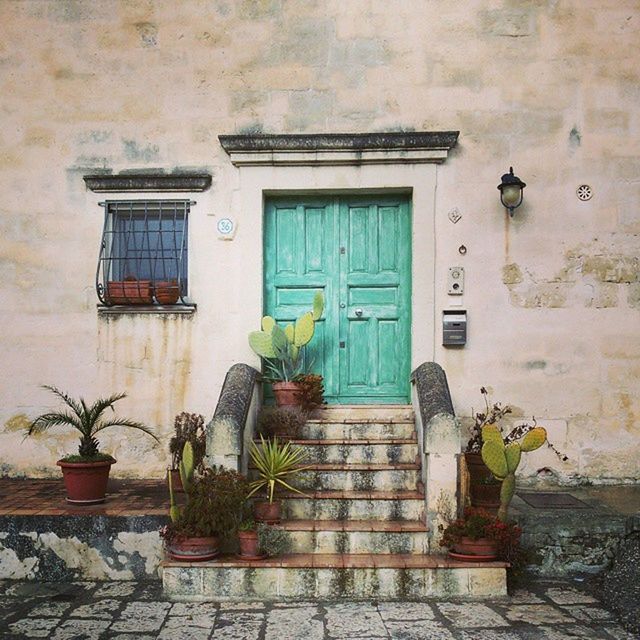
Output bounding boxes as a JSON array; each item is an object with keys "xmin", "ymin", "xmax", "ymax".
[{"xmin": 0, "ymin": 578, "xmax": 636, "ymax": 640}]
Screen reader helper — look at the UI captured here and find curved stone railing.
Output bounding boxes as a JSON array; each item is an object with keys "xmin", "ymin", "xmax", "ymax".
[
  {"xmin": 411, "ymin": 362, "xmax": 461, "ymax": 549},
  {"xmin": 205, "ymin": 363, "xmax": 261, "ymax": 472}
]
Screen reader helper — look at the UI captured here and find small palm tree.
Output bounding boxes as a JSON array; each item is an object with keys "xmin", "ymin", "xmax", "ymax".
[
  {"xmin": 27, "ymin": 385, "xmax": 158, "ymax": 460},
  {"xmin": 247, "ymin": 435, "xmax": 310, "ymax": 503}
]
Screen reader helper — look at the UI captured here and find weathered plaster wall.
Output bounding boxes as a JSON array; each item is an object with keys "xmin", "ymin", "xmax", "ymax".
[{"xmin": 0, "ymin": 0, "xmax": 638, "ymax": 481}]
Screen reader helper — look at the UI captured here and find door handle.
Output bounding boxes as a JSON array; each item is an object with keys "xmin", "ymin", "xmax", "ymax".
[{"xmin": 355, "ymin": 308, "xmax": 363, "ymax": 317}]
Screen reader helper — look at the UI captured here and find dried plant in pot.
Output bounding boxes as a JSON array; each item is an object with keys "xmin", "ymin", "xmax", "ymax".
[
  {"xmin": 26, "ymin": 386, "xmax": 158, "ymax": 504},
  {"xmin": 168, "ymin": 412, "xmax": 206, "ymax": 492},
  {"xmin": 162, "ymin": 444, "xmax": 251, "ymax": 561},
  {"xmin": 248, "ymin": 435, "xmax": 310, "ymax": 524},
  {"xmin": 293, "ymin": 373, "xmax": 325, "ymax": 415},
  {"xmin": 257, "ymin": 406, "xmax": 307, "ymax": 441}
]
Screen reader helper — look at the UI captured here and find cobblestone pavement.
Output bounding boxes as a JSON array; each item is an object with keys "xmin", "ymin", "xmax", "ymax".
[{"xmin": 0, "ymin": 578, "xmax": 636, "ymax": 640}]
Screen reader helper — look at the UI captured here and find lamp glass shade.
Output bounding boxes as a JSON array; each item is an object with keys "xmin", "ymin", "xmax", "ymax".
[{"xmin": 501, "ymin": 184, "xmax": 522, "ymax": 208}]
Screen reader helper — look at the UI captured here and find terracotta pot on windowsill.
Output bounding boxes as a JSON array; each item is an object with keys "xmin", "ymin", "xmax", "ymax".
[
  {"xmin": 155, "ymin": 280, "xmax": 180, "ymax": 305},
  {"xmin": 106, "ymin": 280, "xmax": 153, "ymax": 305}
]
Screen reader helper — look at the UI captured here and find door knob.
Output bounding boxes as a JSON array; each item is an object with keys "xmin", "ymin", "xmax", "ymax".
[
  {"xmin": 355, "ymin": 308, "xmax": 363, "ymax": 317},
  {"xmin": 340, "ymin": 302, "xmax": 346, "ymax": 308}
]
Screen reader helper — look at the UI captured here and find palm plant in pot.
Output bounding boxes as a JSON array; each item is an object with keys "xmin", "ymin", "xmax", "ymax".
[
  {"xmin": 162, "ymin": 442, "xmax": 251, "ymax": 561},
  {"xmin": 248, "ymin": 291, "xmax": 324, "ymax": 406},
  {"xmin": 247, "ymin": 435, "xmax": 310, "ymax": 523},
  {"xmin": 26, "ymin": 386, "xmax": 158, "ymax": 504}
]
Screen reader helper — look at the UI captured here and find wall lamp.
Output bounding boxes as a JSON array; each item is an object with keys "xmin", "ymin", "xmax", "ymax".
[{"xmin": 497, "ymin": 167, "xmax": 526, "ymax": 216}]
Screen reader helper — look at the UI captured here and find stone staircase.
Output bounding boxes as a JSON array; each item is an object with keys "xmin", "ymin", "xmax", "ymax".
[{"xmin": 162, "ymin": 405, "xmax": 507, "ymax": 601}]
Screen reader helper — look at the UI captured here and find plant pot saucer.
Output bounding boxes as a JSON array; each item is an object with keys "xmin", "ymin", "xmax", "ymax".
[
  {"xmin": 167, "ymin": 550, "xmax": 220, "ymax": 562},
  {"xmin": 448, "ymin": 551, "xmax": 498, "ymax": 562},
  {"xmin": 235, "ymin": 553, "xmax": 267, "ymax": 561}
]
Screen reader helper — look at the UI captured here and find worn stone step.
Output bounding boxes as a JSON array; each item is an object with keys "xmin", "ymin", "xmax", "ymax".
[
  {"xmin": 312, "ymin": 405, "xmax": 415, "ymax": 423},
  {"xmin": 299, "ymin": 421, "xmax": 416, "ymax": 440},
  {"xmin": 281, "ymin": 520, "xmax": 429, "ymax": 554},
  {"xmin": 285, "ymin": 439, "xmax": 419, "ymax": 464},
  {"xmin": 251, "ymin": 464, "xmax": 421, "ymax": 492},
  {"xmin": 281, "ymin": 490, "xmax": 425, "ymax": 521},
  {"xmin": 162, "ymin": 554, "xmax": 507, "ymax": 601}
]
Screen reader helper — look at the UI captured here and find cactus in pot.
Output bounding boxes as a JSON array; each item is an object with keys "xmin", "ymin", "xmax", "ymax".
[
  {"xmin": 481, "ymin": 425, "xmax": 547, "ymax": 522},
  {"xmin": 249, "ymin": 292, "xmax": 324, "ymax": 406}
]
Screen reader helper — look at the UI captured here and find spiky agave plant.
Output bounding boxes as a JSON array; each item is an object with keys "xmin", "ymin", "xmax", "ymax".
[
  {"xmin": 27, "ymin": 385, "xmax": 158, "ymax": 461},
  {"xmin": 247, "ymin": 435, "xmax": 311, "ymax": 503}
]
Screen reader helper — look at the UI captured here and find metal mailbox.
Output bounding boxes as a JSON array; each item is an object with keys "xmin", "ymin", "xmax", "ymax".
[{"xmin": 443, "ymin": 310, "xmax": 467, "ymax": 346}]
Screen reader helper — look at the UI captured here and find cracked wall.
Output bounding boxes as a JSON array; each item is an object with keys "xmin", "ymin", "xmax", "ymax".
[{"xmin": 0, "ymin": 0, "xmax": 638, "ymax": 481}]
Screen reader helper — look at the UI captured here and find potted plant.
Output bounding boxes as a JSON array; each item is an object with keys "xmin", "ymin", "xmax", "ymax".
[
  {"xmin": 168, "ymin": 412, "xmax": 206, "ymax": 491},
  {"xmin": 162, "ymin": 443, "xmax": 251, "ymax": 561},
  {"xmin": 155, "ymin": 279, "xmax": 180, "ymax": 305},
  {"xmin": 106, "ymin": 276, "xmax": 153, "ymax": 305},
  {"xmin": 237, "ymin": 519, "xmax": 264, "ymax": 560},
  {"xmin": 441, "ymin": 507, "xmax": 521, "ymax": 561},
  {"xmin": 247, "ymin": 435, "xmax": 310, "ymax": 523},
  {"xmin": 293, "ymin": 373, "xmax": 325, "ymax": 415},
  {"xmin": 26, "ymin": 386, "xmax": 158, "ymax": 504},
  {"xmin": 248, "ymin": 291, "xmax": 324, "ymax": 406},
  {"xmin": 464, "ymin": 388, "xmax": 512, "ymax": 510},
  {"xmin": 257, "ymin": 406, "xmax": 307, "ymax": 441}
]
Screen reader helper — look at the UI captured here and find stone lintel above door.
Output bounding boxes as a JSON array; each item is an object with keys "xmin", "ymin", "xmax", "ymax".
[{"xmin": 219, "ymin": 131, "xmax": 459, "ymax": 167}]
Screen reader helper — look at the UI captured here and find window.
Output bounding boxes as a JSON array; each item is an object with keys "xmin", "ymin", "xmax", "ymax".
[{"xmin": 96, "ymin": 200, "xmax": 190, "ymax": 307}]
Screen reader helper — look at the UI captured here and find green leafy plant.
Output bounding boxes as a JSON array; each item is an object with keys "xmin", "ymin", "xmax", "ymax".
[
  {"xmin": 257, "ymin": 522, "xmax": 292, "ymax": 557},
  {"xmin": 247, "ymin": 435, "xmax": 310, "ymax": 503},
  {"xmin": 440, "ymin": 507, "xmax": 522, "ymax": 560},
  {"xmin": 169, "ymin": 412, "xmax": 206, "ymax": 470},
  {"xmin": 248, "ymin": 291, "xmax": 324, "ymax": 382},
  {"xmin": 293, "ymin": 373, "xmax": 325, "ymax": 414},
  {"xmin": 26, "ymin": 386, "xmax": 158, "ymax": 461},
  {"xmin": 481, "ymin": 424, "xmax": 547, "ymax": 521},
  {"xmin": 257, "ymin": 406, "xmax": 307, "ymax": 440},
  {"xmin": 238, "ymin": 518, "xmax": 256, "ymax": 532},
  {"xmin": 162, "ymin": 464, "xmax": 251, "ymax": 543}
]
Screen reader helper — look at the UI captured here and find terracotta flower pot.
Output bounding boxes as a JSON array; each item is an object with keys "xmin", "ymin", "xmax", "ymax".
[
  {"xmin": 169, "ymin": 468, "xmax": 184, "ymax": 493},
  {"xmin": 254, "ymin": 500, "xmax": 281, "ymax": 524},
  {"xmin": 452, "ymin": 536, "xmax": 498, "ymax": 559},
  {"xmin": 106, "ymin": 280, "xmax": 153, "ymax": 305},
  {"xmin": 465, "ymin": 452, "xmax": 501, "ymax": 510},
  {"xmin": 155, "ymin": 280, "xmax": 180, "ymax": 305},
  {"xmin": 272, "ymin": 382, "xmax": 302, "ymax": 407},
  {"xmin": 56, "ymin": 459, "xmax": 115, "ymax": 504},
  {"xmin": 166, "ymin": 536, "xmax": 220, "ymax": 562},
  {"xmin": 237, "ymin": 530, "xmax": 265, "ymax": 560}
]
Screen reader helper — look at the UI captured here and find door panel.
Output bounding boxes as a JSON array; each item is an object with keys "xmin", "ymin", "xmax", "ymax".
[{"xmin": 264, "ymin": 194, "xmax": 411, "ymax": 404}]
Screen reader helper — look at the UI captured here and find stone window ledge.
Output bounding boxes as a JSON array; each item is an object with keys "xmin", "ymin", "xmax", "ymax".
[
  {"xmin": 84, "ymin": 174, "xmax": 212, "ymax": 192},
  {"xmin": 97, "ymin": 304, "xmax": 197, "ymax": 316}
]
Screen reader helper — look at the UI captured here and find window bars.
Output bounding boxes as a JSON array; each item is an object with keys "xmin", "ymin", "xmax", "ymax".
[{"xmin": 96, "ymin": 200, "xmax": 191, "ymax": 306}]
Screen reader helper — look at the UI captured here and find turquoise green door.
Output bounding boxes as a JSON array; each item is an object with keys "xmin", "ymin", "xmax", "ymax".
[{"xmin": 264, "ymin": 194, "xmax": 411, "ymax": 404}]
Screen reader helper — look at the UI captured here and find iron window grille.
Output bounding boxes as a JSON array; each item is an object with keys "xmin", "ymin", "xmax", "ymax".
[{"xmin": 96, "ymin": 200, "xmax": 191, "ymax": 306}]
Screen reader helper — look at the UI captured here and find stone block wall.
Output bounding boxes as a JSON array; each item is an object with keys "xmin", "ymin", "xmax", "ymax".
[{"xmin": 0, "ymin": 1, "xmax": 638, "ymax": 481}]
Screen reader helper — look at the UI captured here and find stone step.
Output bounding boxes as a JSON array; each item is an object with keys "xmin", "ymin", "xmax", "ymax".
[
  {"xmin": 312, "ymin": 405, "xmax": 415, "ymax": 423},
  {"xmin": 281, "ymin": 520, "xmax": 429, "ymax": 554},
  {"xmin": 251, "ymin": 464, "xmax": 421, "ymax": 492},
  {"xmin": 299, "ymin": 421, "xmax": 416, "ymax": 440},
  {"xmin": 281, "ymin": 490, "xmax": 425, "ymax": 521},
  {"xmin": 284, "ymin": 439, "xmax": 419, "ymax": 464},
  {"xmin": 162, "ymin": 554, "xmax": 507, "ymax": 601}
]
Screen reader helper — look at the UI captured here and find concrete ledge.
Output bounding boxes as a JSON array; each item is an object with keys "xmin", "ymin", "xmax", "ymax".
[
  {"xmin": 83, "ymin": 173, "xmax": 212, "ymax": 192},
  {"xmin": 219, "ymin": 132, "xmax": 459, "ymax": 166}
]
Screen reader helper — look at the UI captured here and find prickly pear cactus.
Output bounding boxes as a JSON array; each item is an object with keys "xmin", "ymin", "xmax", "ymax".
[
  {"xmin": 481, "ymin": 424, "xmax": 547, "ymax": 521},
  {"xmin": 521, "ymin": 427, "xmax": 547, "ymax": 452}
]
